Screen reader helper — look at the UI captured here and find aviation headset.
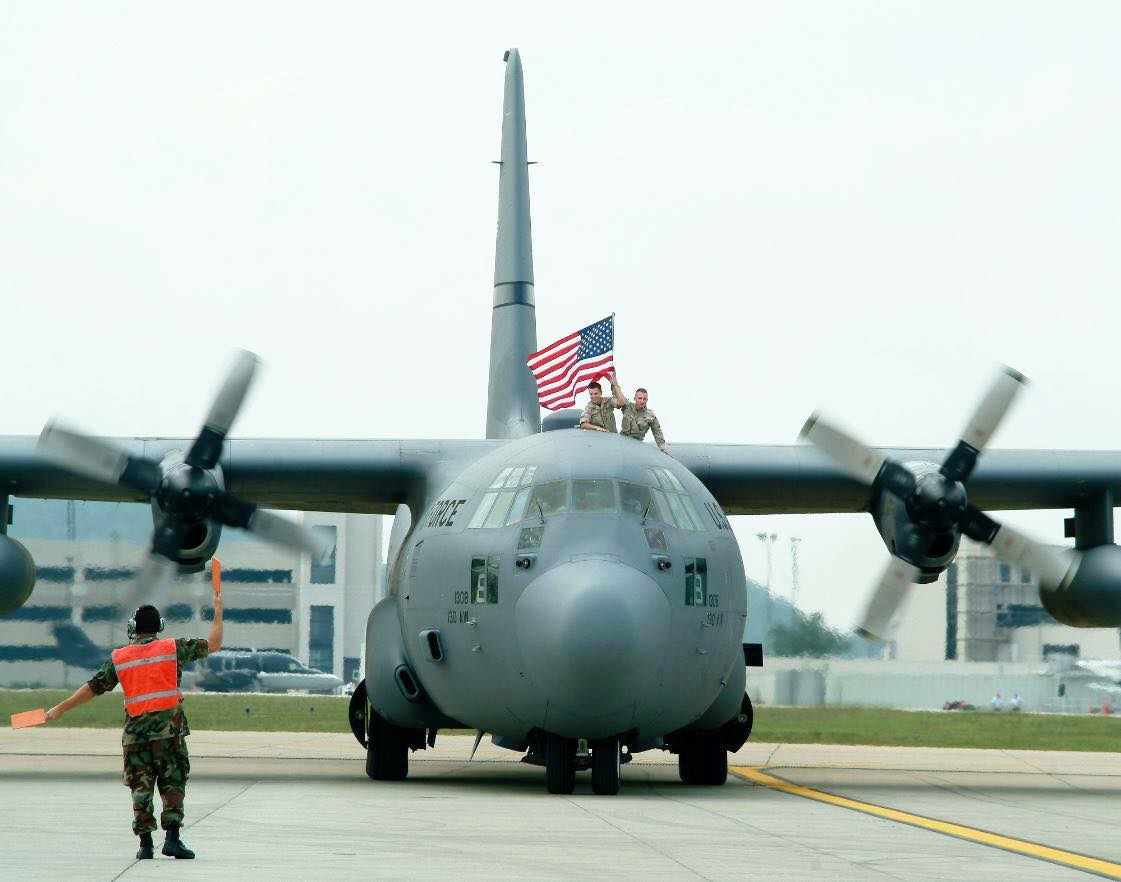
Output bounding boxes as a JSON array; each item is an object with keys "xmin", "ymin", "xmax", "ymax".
[{"xmin": 127, "ymin": 605, "xmax": 165, "ymax": 639}]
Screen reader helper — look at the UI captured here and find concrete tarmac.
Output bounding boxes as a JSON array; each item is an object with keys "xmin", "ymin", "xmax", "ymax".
[{"xmin": 2, "ymin": 729, "xmax": 1119, "ymax": 880}]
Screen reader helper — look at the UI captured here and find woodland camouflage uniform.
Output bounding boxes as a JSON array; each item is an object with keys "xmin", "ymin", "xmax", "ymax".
[{"xmin": 87, "ymin": 636, "xmax": 209, "ymax": 834}]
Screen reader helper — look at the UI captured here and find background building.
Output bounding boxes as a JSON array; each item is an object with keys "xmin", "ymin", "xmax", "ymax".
[
  {"xmin": 890, "ymin": 538, "xmax": 1120, "ymax": 663},
  {"xmin": 0, "ymin": 500, "xmax": 382, "ymax": 689}
]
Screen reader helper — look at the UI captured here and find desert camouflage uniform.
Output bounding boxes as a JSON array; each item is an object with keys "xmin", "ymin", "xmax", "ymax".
[
  {"xmin": 88, "ymin": 636, "xmax": 209, "ymax": 834},
  {"xmin": 579, "ymin": 396, "xmax": 623, "ymax": 432},
  {"xmin": 620, "ymin": 402, "xmax": 667, "ymax": 450}
]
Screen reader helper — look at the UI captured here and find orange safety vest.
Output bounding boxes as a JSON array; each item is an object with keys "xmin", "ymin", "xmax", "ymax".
[{"xmin": 112, "ymin": 637, "xmax": 182, "ymax": 717}]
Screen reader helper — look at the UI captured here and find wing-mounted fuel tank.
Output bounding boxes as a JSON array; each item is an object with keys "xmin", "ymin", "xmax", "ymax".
[
  {"xmin": 363, "ymin": 596, "xmax": 461, "ymax": 730},
  {"xmin": 871, "ymin": 459, "xmax": 961, "ymax": 583}
]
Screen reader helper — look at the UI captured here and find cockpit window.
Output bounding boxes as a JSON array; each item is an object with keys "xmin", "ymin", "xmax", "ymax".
[
  {"xmin": 528, "ymin": 481, "xmax": 568, "ymax": 518},
  {"xmin": 505, "ymin": 486, "xmax": 532, "ymax": 526},
  {"xmin": 619, "ymin": 482, "xmax": 652, "ymax": 518},
  {"xmin": 470, "ymin": 466, "xmax": 540, "ymax": 528},
  {"xmin": 572, "ymin": 479, "xmax": 616, "ymax": 512},
  {"xmin": 648, "ymin": 468, "xmax": 705, "ymax": 531},
  {"xmin": 518, "ymin": 526, "xmax": 544, "ymax": 550}
]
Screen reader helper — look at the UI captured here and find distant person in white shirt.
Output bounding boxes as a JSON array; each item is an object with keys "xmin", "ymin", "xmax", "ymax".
[
  {"xmin": 1010, "ymin": 693, "xmax": 1022, "ymax": 712},
  {"xmin": 991, "ymin": 692, "xmax": 1004, "ymax": 711}
]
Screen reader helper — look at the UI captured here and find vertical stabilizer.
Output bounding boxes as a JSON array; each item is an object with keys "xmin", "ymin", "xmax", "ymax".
[{"xmin": 486, "ymin": 49, "xmax": 541, "ymax": 439}]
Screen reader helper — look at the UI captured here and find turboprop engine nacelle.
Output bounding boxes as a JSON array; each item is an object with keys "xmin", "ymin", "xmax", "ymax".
[
  {"xmin": 871, "ymin": 460, "xmax": 962, "ymax": 583},
  {"xmin": 148, "ymin": 455, "xmax": 224, "ymax": 574},
  {"xmin": 1040, "ymin": 543, "xmax": 1121, "ymax": 627},
  {"xmin": 0, "ymin": 534, "xmax": 36, "ymax": 614}
]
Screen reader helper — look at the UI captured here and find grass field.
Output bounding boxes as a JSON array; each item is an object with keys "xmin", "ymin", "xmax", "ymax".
[{"xmin": 3, "ymin": 690, "xmax": 1118, "ymax": 750}]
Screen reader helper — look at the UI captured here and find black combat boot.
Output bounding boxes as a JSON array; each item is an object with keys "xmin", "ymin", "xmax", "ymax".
[
  {"xmin": 161, "ymin": 826, "xmax": 195, "ymax": 859},
  {"xmin": 136, "ymin": 832, "xmax": 154, "ymax": 860}
]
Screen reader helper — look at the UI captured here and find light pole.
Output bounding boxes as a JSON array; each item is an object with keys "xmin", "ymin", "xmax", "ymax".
[
  {"xmin": 756, "ymin": 532, "xmax": 778, "ymax": 649},
  {"xmin": 789, "ymin": 536, "xmax": 802, "ymax": 609}
]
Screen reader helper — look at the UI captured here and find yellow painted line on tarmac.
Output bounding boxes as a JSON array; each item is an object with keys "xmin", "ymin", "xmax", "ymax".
[{"xmin": 731, "ymin": 766, "xmax": 1121, "ymax": 879}]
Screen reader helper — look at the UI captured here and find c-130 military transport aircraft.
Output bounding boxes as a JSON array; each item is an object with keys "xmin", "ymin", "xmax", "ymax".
[{"xmin": 3, "ymin": 49, "xmax": 1121, "ymax": 796}]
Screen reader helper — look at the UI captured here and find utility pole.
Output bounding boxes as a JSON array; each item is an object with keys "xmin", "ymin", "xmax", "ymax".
[{"xmin": 789, "ymin": 536, "xmax": 802, "ymax": 609}]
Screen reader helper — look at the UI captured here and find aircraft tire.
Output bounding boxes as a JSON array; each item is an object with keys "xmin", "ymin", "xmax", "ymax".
[
  {"xmin": 545, "ymin": 734, "xmax": 576, "ymax": 794},
  {"xmin": 677, "ymin": 732, "xmax": 727, "ymax": 786},
  {"xmin": 590, "ymin": 737, "xmax": 621, "ymax": 795},
  {"xmin": 366, "ymin": 714, "xmax": 409, "ymax": 781}
]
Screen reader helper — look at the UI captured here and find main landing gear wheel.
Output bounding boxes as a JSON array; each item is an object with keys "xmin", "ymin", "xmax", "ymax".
[
  {"xmin": 678, "ymin": 731, "xmax": 727, "ymax": 786},
  {"xmin": 545, "ymin": 733, "xmax": 576, "ymax": 794},
  {"xmin": 591, "ymin": 737, "xmax": 621, "ymax": 795},
  {"xmin": 366, "ymin": 713, "xmax": 409, "ymax": 781}
]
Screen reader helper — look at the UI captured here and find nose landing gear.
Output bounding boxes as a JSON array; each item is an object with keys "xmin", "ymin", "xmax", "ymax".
[
  {"xmin": 545, "ymin": 733, "xmax": 577, "ymax": 794},
  {"xmin": 590, "ymin": 736, "xmax": 621, "ymax": 795}
]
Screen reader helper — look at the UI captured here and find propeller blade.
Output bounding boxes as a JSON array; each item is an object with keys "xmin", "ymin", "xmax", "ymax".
[
  {"xmin": 118, "ymin": 517, "xmax": 187, "ymax": 623},
  {"xmin": 855, "ymin": 557, "xmax": 921, "ymax": 643},
  {"xmin": 987, "ymin": 523, "xmax": 1080, "ymax": 591},
  {"xmin": 38, "ymin": 421, "xmax": 161, "ymax": 495},
  {"xmin": 799, "ymin": 412, "xmax": 886, "ymax": 485},
  {"xmin": 941, "ymin": 366, "xmax": 1028, "ymax": 483},
  {"xmin": 186, "ymin": 349, "xmax": 260, "ymax": 469},
  {"xmin": 214, "ymin": 493, "xmax": 333, "ymax": 560}
]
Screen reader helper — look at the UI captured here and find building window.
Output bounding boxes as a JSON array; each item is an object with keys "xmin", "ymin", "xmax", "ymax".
[
  {"xmin": 685, "ymin": 558, "xmax": 707, "ymax": 606},
  {"xmin": 311, "ymin": 526, "xmax": 338, "ymax": 584},
  {"xmin": 470, "ymin": 557, "xmax": 499, "ymax": 604},
  {"xmin": 999, "ymin": 563, "xmax": 1011, "ymax": 583},
  {"xmin": 309, "ymin": 605, "xmax": 334, "ymax": 673}
]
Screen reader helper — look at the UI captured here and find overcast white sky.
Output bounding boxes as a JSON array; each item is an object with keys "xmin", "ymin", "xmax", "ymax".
[{"xmin": 3, "ymin": 3, "xmax": 1121, "ymax": 627}]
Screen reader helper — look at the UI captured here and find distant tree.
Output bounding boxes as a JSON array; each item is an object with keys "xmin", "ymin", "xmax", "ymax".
[{"xmin": 770, "ymin": 610, "xmax": 853, "ymax": 658}]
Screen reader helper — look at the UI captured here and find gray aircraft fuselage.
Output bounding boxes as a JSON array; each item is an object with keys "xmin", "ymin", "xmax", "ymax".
[{"xmin": 378, "ymin": 428, "xmax": 747, "ymax": 744}]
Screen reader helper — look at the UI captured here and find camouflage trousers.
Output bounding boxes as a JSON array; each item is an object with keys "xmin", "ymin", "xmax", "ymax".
[{"xmin": 122, "ymin": 736, "xmax": 190, "ymax": 834}]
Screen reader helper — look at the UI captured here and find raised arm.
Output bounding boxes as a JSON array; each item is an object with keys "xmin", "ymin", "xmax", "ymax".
[
  {"xmin": 208, "ymin": 584, "xmax": 224, "ymax": 653},
  {"xmin": 608, "ymin": 372, "xmax": 628, "ymax": 408}
]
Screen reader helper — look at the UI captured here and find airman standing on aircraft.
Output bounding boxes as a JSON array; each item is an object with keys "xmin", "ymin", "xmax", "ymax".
[
  {"xmin": 44, "ymin": 583, "xmax": 223, "ymax": 860},
  {"xmin": 620, "ymin": 387, "xmax": 669, "ymax": 455},
  {"xmin": 579, "ymin": 373, "xmax": 627, "ymax": 433}
]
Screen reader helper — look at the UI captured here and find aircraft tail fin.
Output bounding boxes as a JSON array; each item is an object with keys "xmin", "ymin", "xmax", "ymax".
[
  {"xmin": 486, "ymin": 49, "xmax": 541, "ymax": 439},
  {"xmin": 51, "ymin": 623, "xmax": 108, "ymax": 670}
]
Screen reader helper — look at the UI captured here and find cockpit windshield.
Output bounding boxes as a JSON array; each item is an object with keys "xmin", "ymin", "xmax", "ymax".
[{"xmin": 467, "ymin": 470, "xmax": 707, "ymax": 532}]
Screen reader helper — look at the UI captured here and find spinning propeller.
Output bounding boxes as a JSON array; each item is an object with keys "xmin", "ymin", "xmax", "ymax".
[
  {"xmin": 800, "ymin": 366, "xmax": 1079, "ymax": 642},
  {"xmin": 38, "ymin": 350, "xmax": 332, "ymax": 611}
]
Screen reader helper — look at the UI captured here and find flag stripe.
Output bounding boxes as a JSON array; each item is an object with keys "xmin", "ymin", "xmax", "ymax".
[
  {"xmin": 538, "ymin": 355, "xmax": 614, "ymax": 401},
  {"xmin": 528, "ymin": 332, "xmax": 580, "ymax": 367},
  {"xmin": 528, "ymin": 316, "xmax": 614, "ymax": 413}
]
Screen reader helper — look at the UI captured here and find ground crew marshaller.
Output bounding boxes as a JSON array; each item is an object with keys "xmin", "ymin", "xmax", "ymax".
[
  {"xmin": 579, "ymin": 372, "xmax": 627, "ymax": 433},
  {"xmin": 620, "ymin": 387, "xmax": 670, "ymax": 455},
  {"xmin": 45, "ymin": 580, "xmax": 223, "ymax": 860}
]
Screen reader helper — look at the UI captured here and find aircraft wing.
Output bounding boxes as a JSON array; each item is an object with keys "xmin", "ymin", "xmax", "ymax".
[
  {"xmin": 674, "ymin": 444, "xmax": 1121, "ymax": 515},
  {"xmin": 0, "ymin": 436, "xmax": 500, "ymax": 515}
]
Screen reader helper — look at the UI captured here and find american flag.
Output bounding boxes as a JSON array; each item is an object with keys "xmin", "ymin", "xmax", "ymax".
[{"xmin": 527, "ymin": 315, "xmax": 615, "ymax": 411}]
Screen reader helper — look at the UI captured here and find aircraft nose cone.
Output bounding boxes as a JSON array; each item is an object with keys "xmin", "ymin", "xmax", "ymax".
[{"xmin": 515, "ymin": 557, "xmax": 669, "ymax": 735}]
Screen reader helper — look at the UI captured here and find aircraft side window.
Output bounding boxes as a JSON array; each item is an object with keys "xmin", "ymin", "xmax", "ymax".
[
  {"xmin": 506, "ymin": 487, "xmax": 532, "ymax": 526},
  {"xmin": 518, "ymin": 526, "xmax": 544, "ymax": 550},
  {"xmin": 644, "ymin": 527, "xmax": 668, "ymax": 551},
  {"xmin": 649, "ymin": 487, "xmax": 676, "ymax": 527},
  {"xmin": 483, "ymin": 490, "xmax": 517, "ymax": 528},
  {"xmin": 619, "ymin": 482, "xmax": 652, "ymax": 517},
  {"xmin": 470, "ymin": 556, "xmax": 499, "ymax": 604},
  {"xmin": 503, "ymin": 467, "xmax": 525, "ymax": 488},
  {"xmin": 665, "ymin": 493, "xmax": 692, "ymax": 530},
  {"xmin": 489, "ymin": 467, "xmax": 514, "ymax": 489},
  {"xmin": 678, "ymin": 496, "xmax": 706, "ymax": 531},
  {"xmin": 572, "ymin": 479, "xmax": 616, "ymax": 512},
  {"xmin": 529, "ymin": 481, "xmax": 567, "ymax": 517},
  {"xmin": 468, "ymin": 492, "xmax": 499, "ymax": 529},
  {"xmin": 684, "ymin": 558, "xmax": 708, "ymax": 606},
  {"xmin": 662, "ymin": 469, "xmax": 686, "ymax": 492}
]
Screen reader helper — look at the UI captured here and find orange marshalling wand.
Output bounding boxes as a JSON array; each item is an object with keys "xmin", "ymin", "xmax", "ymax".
[
  {"xmin": 11, "ymin": 708, "xmax": 47, "ymax": 729},
  {"xmin": 211, "ymin": 558, "xmax": 221, "ymax": 595}
]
